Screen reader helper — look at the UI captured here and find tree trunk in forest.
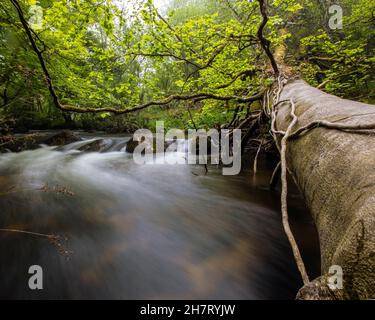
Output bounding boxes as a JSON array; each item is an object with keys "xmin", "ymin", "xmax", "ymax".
[{"xmin": 275, "ymin": 79, "xmax": 375, "ymax": 300}]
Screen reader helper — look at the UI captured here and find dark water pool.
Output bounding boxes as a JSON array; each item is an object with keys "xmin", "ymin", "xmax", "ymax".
[{"xmin": 0, "ymin": 134, "xmax": 320, "ymax": 299}]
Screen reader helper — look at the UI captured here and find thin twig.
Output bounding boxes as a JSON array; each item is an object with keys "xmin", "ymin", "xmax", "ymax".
[
  {"xmin": 257, "ymin": 0, "xmax": 279, "ymax": 76},
  {"xmin": 269, "ymin": 161, "xmax": 281, "ymax": 190},
  {"xmin": 188, "ymin": 105, "xmax": 208, "ymax": 174},
  {"xmin": 0, "ymin": 228, "xmax": 57, "ymax": 239},
  {"xmin": 253, "ymin": 139, "xmax": 263, "ymax": 174}
]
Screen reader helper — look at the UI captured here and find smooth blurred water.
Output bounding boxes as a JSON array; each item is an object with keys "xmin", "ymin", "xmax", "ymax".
[{"xmin": 0, "ymin": 133, "xmax": 320, "ymax": 299}]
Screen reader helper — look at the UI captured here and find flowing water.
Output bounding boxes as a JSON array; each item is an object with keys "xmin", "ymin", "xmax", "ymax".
[{"xmin": 0, "ymin": 132, "xmax": 320, "ymax": 299}]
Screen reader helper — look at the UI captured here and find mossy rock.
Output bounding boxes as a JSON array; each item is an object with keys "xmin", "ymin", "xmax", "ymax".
[
  {"xmin": 125, "ymin": 137, "xmax": 174, "ymax": 153},
  {"xmin": 43, "ymin": 131, "xmax": 81, "ymax": 146},
  {"xmin": 0, "ymin": 134, "xmax": 42, "ymax": 153}
]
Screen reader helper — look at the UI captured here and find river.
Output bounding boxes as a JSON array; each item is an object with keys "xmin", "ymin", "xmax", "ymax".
[{"xmin": 0, "ymin": 132, "xmax": 320, "ymax": 299}]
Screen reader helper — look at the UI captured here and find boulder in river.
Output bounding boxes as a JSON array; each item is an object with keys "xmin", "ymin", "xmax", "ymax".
[
  {"xmin": 126, "ymin": 138, "xmax": 141, "ymax": 153},
  {"xmin": 78, "ymin": 139, "xmax": 106, "ymax": 152},
  {"xmin": 125, "ymin": 137, "xmax": 174, "ymax": 153},
  {"xmin": 43, "ymin": 130, "xmax": 81, "ymax": 146},
  {"xmin": 0, "ymin": 131, "xmax": 82, "ymax": 153},
  {"xmin": 0, "ymin": 133, "xmax": 43, "ymax": 153}
]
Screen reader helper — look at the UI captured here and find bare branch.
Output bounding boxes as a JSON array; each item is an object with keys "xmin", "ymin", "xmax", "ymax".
[
  {"xmin": 223, "ymin": 0, "xmax": 243, "ymax": 22},
  {"xmin": 154, "ymin": 8, "xmax": 184, "ymax": 44},
  {"xmin": 215, "ymin": 69, "xmax": 257, "ymax": 89},
  {"xmin": 257, "ymin": 0, "xmax": 279, "ymax": 75},
  {"xmin": 128, "ymin": 51, "xmax": 203, "ymax": 69},
  {"xmin": 60, "ymin": 92, "xmax": 263, "ymax": 114}
]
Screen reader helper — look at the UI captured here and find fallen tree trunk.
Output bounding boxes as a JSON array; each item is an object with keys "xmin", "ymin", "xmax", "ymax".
[{"xmin": 275, "ymin": 79, "xmax": 375, "ymax": 299}]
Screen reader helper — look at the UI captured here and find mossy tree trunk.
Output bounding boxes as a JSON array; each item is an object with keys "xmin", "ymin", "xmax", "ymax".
[{"xmin": 275, "ymin": 79, "xmax": 375, "ymax": 299}]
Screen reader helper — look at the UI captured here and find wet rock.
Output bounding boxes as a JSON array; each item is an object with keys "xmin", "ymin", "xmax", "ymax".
[
  {"xmin": 43, "ymin": 131, "xmax": 81, "ymax": 146},
  {"xmin": 0, "ymin": 134, "xmax": 43, "ymax": 153},
  {"xmin": 125, "ymin": 138, "xmax": 141, "ymax": 153},
  {"xmin": 296, "ymin": 275, "xmax": 347, "ymax": 300},
  {"xmin": 78, "ymin": 139, "xmax": 105, "ymax": 152},
  {"xmin": 125, "ymin": 137, "xmax": 174, "ymax": 153}
]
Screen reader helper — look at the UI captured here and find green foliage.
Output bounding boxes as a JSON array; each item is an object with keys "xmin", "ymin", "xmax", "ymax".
[
  {"xmin": 287, "ymin": 0, "xmax": 375, "ymax": 101},
  {"xmin": 0, "ymin": 0, "xmax": 374, "ymax": 133}
]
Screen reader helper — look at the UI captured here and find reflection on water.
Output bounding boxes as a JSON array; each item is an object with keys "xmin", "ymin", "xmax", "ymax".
[{"xmin": 0, "ymin": 133, "xmax": 320, "ymax": 299}]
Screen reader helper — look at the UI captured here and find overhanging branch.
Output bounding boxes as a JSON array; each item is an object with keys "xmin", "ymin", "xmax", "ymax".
[
  {"xmin": 58, "ymin": 92, "xmax": 263, "ymax": 114},
  {"xmin": 10, "ymin": 0, "xmax": 263, "ymax": 115}
]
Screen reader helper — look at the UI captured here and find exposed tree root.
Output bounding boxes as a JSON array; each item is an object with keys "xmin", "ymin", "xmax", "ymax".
[
  {"xmin": 289, "ymin": 119, "xmax": 375, "ymax": 139},
  {"xmin": 252, "ymin": 139, "xmax": 263, "ymax": 175},
  {"xmin": 188, "ymin": 105, "xmax": 208, "ymax": 175},
  {"xmin": 269, "ymin": 161, "xmax": 281, "ymax": 190},
  {"xmin": 277, "ymin": 99, "xmax": 310, "ymax": 285}
]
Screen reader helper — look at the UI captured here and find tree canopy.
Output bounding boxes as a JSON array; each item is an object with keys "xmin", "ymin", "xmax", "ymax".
[{"xmin": 0, "ymin": 0, "xmax": 374, "ymax": 131}]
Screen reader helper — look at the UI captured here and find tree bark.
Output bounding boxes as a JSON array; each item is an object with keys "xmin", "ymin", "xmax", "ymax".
[{"xmin": 275, "ymin": 79, "xmax": 375, "ymax": 300}]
